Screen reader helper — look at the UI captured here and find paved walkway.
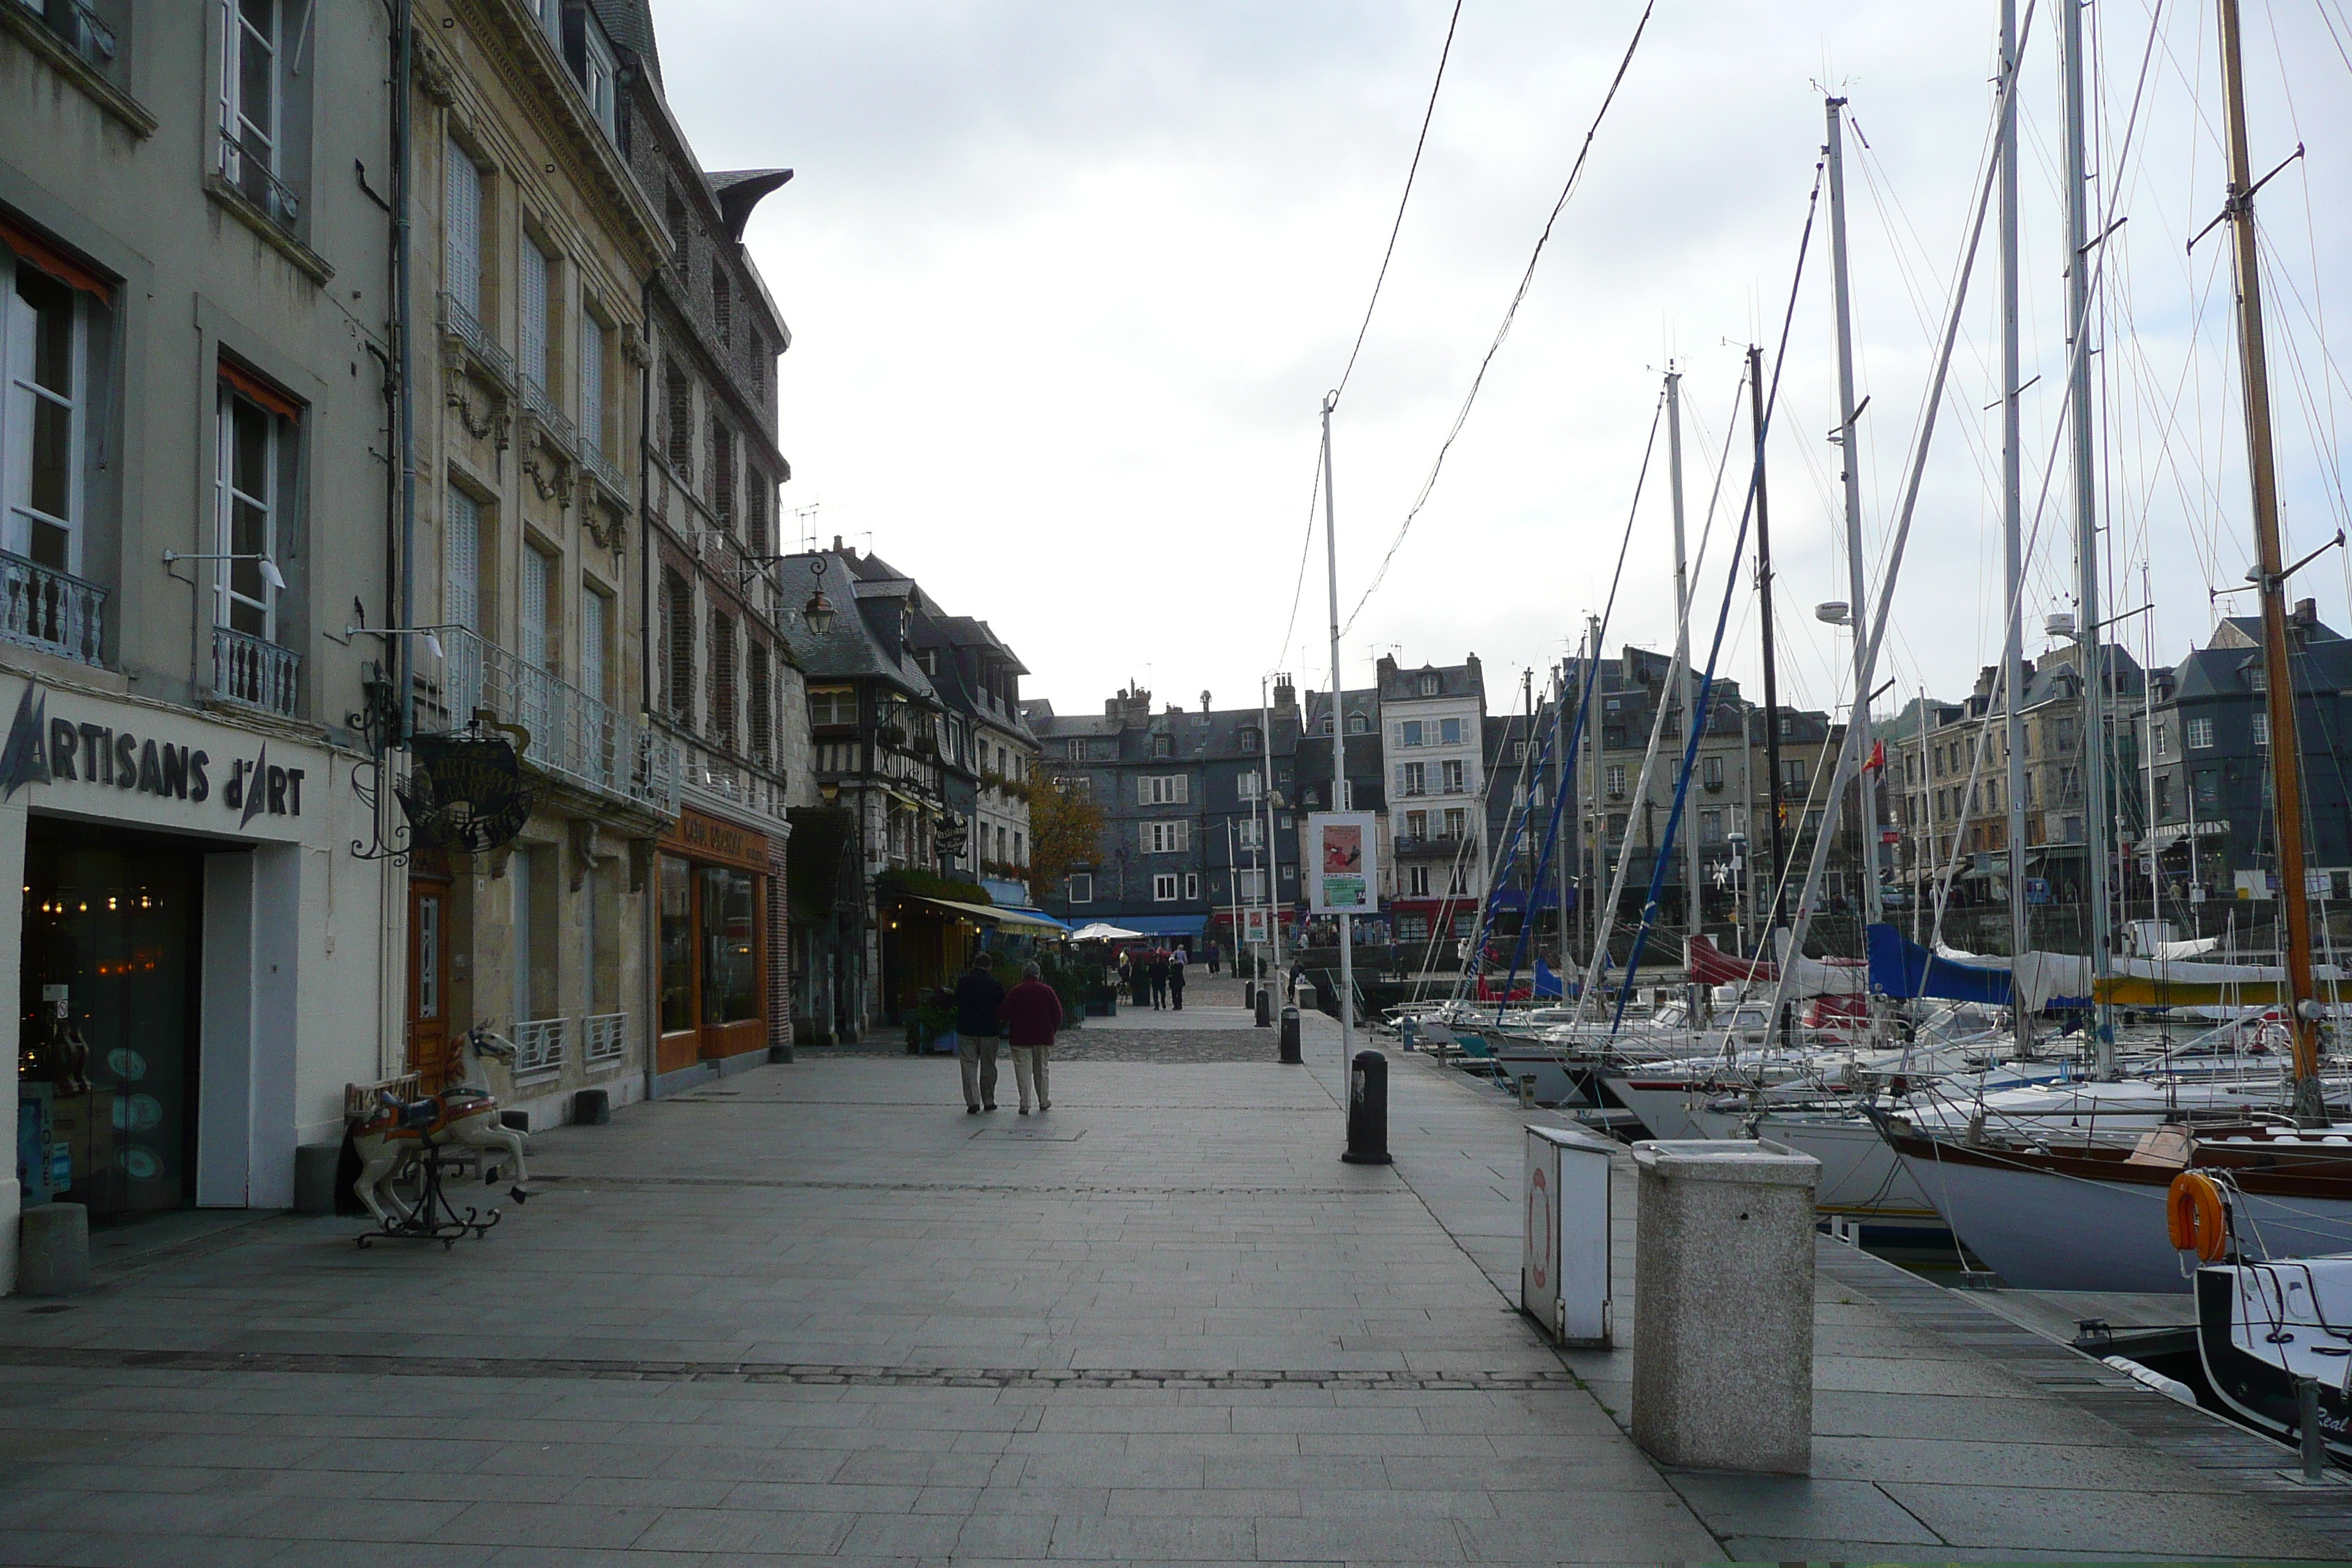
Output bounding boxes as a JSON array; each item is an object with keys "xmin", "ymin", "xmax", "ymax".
[{"xmin": 0, "ymin": 999, "xmax": 2340, "ymax": 1562}]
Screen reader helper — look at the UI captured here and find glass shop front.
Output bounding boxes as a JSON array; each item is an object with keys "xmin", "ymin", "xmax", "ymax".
[
  {"xmin": 654, "ymin": 809, "xmax": 769, "ymax": 1084},
  {"xmin": 18, "ymin": 819, "xmax": 211, "ymax": 1221}
]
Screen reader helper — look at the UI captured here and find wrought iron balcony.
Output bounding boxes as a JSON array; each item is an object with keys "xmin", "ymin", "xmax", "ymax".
[
  {"xmin": 212, "ymin": 625, "xmax": 300, "ymax": 717},
  {"xmin": 0, "ymin": 551, "xmax": 105, "ymax": 666},
  {"xmin": 519, "ymin": 376, "xmax": 576, "ymax": 453},
  {"xmin": 579, "ymin": 437, "xmax": 627, "ymax": 500},
  {"xmin": 216, "ymin": 127, "xmax": 301, "ymax": 232},
  {"xmin": 438, "ymin": 292, "xmax": 513, "ymax": 390},
  {"xmin": 429, "ymin": 625, "xmax": 676, "ymax": 813}
]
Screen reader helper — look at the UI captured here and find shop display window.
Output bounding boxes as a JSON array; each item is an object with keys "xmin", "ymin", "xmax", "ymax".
[
  {"xmin": 658, "ymin": 853, "xmax": 693, "ymax": 1033},
  {"xmin": 700, "ymin": 867, "xmax": 757, "ymax": 1025}
]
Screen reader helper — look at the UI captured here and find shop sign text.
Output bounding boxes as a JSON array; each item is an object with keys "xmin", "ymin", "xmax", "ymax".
[{"xmin": 0, "ymin": 682, "xmax": 302, "ymax": 825}]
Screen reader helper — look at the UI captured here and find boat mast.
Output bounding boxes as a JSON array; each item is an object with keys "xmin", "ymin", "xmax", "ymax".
[
  {"xmin": 2062, "ymin": 0, "xmax": 2115, "ymax": 1076},
  {"xmin": 1824, "ymin": 98, "xmax": 1882, "ymax": 932},
  {"xmin": 1749, "ymin": 344, "xmax": 1790, "ymax": 942},
  {"xmin": 1999, "ymin": 0, "xmax": 2032, "ymax": 1041},
  {"xmin": 1667, "ymin": 367, "xmax": 1703, "ymax": 970},
  {"xmin": 2215, "ymin": 0, "xmax": 2326, "ymax": 1122},
  {"xmin": 1322, "ymin": 393, "xmax": 1353, "ymax": 1058},
  {"xmin": 1553, "ymin": 657, "xmax": 1569, "ymax": 975}
]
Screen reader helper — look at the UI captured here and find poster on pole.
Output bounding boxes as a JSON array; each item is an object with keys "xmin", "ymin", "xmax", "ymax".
[
  {"xmin": 1308, "ymin": 811, "xmax": 1379, "ymax": 915},
  {"xmin": 1241, "ymin": 908, "xmax": 1271, "ymax": 944}
]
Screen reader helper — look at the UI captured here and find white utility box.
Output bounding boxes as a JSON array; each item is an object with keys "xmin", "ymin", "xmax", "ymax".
[{"xmin": 1521, "ymin": 1122, "xmax": 1616, "ymax": 1346}]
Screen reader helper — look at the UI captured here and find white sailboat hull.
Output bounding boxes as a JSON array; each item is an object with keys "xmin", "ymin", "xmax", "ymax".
[{"xmin": 1892, "ymin": 1145, "xmax": 2352, "ymax": 1292}]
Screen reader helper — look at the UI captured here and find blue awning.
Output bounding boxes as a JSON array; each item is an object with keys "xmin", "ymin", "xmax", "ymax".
[
  {"xmin": 1101, "ymin": 913, "xmax": 1208, "ymax": 938},
  {"xmin": 991, "ymin": 904, "xmax": 1071, "ymax": 934}
]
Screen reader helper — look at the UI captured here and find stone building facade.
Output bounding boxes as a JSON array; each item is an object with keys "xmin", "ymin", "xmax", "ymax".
[
  {"xmin": 1, "ymin": 0, "xmax": 404, "ymax": 1275},
  {"xmin": 620, "ymin": 27, "xmax": 809, "ymax": 1092},
  {"xmin": 404, "ymin": 0, "xmax": 671, "ymax": 1125}
]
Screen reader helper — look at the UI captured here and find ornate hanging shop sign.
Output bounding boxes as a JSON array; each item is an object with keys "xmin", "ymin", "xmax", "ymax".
[{"xmin": 395, "ymin": 731, "xmax": 533, "ymax": 853}]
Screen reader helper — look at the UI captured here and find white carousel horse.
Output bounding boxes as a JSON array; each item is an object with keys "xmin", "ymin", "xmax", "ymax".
[{"xmin": 349, "ymin": 1025, "xmax": 533, "ymax": 1226}]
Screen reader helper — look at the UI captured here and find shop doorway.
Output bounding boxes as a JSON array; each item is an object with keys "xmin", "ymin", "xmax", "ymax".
[
  {"xmin": 19, "ymin": 821, "xmax": 206, "ymax": 1221},
  {"xmin": 655, "ymin": 853, "xmax": 766, "ymax": 1076},
  {"xmin": 408, "ymin": 870, "xmax": 453, "ymax": 1089}
]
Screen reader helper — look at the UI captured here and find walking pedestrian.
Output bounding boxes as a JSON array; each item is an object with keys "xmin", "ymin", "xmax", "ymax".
[
  {"xmin": 1207, "ymin": 943, "xmax": 1221, "ymax": 976},
  {"xmin": 1128, "ymin": 949, "xmax": 1150, "ymax": 1009},
  {"xmin": 1001, "ymin": 961, "xmax": 1063, "ymax": 1113},
  {"xmin": 1168, "ymin": 946, "xmax": 1188, "ymax": 1011},
  {"xmin": 952, "ymin": 953, "xmax": 1006, "ymax": 1113},
  {"xmin": 1148, "ymin": 950, "xmax": 1169, "ymax": 1009}
]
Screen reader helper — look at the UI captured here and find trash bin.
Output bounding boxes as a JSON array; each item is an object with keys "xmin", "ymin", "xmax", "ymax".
[
  {"xmin": 1629, "ymin": 1138, "xmax": 1819, "ymax": 1474},
  {"xmin": 1523, "ymin": 1123, "xmax": 1615, "ymax": 1346}
]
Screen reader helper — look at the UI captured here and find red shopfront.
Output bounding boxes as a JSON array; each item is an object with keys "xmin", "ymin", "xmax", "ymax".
[{"xmin": 655, "ymin": 810, "xmax": 770, "ymax": 1082}]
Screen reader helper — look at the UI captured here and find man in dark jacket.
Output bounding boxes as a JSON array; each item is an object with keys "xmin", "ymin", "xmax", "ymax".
[
  {"xmin": 1148, "ymin": 951, "xmax": 1169, "ymax": 1009},
  {"xmin": 1000, "ymin": 962, "xmax": 1064, "ymax": 1113},
  {"xmin": 953, "ymin": 954, "xmax": 1006, "ymax": 1112},
  {"xmin": 1167, "ymin": 946, "xmax": 1187, "ymax": 1011}
]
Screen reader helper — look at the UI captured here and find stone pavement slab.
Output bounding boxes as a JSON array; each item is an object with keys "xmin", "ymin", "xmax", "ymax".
[{"xmin": 2, "ymin": 1001, "xmax": 2343, "ymax": 1562}]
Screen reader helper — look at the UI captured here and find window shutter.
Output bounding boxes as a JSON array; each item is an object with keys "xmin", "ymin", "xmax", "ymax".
[
  {"xmin": 445, "ymin": 144, "xmax": 481, "ymax": 317},
  {"xmin": 1172, "ymin": 774, "xmax": 1188, "ymax": 804},
  {"xmin": 444, "ymin": 487, "xmax": 479, "ymax": 632},
  {"xmin": 579, "ymin": 317, "xmax": 605, "ymax": 458},
  {"xmin": 580, "ymin": 589, "xmax": 606, "ymax": 706},
  {"xmin": 1137, "ymin": 776, "xmax": 1149, "ymax": 807},
  {"xmin": 520, "ymin": 240, "xmax": 549, "ymax": 389},
  {"xmin": 519, "ymin": 547, "xmax": 549, "ymax": 671}
]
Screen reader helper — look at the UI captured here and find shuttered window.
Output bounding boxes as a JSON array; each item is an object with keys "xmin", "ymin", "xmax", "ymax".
[
  {"xmin": 712, "ymin": 421, "xmax": 734, "ymax": 529},
  {"xmin": 445, "ymin": 142, "xmax": 482, "ymax": 319},
  {"xmin": 664, "ymin": 570, "xmax": 693, "ymax": 718},
  {"xmin": 580, "ymin": 586, "xmax": 607, "ymax": 706},
  {"xmin": 578, "ymin": 315, "xmax": 605, "ymax": 459},
  {"xmin": 444, "ymin": 486, "xmax": 480, "ymax": 632},
  {"xmin": 519, "ymin": 545, "xmax": 550, "ymax": 671},
  {"xmin": 709, "ymin": 609, "xmax": 736, "ymax": 745},
  {"xmin": 519, "ymin": 237, "xmax": 549, "ymax": 392},
  {"xmin": 748, "ymin": 641, "xmax": 772, "ymax": 762},
  {"xmin": 665, "ymin": 365, "xmax": 692, "ymax": 479}
]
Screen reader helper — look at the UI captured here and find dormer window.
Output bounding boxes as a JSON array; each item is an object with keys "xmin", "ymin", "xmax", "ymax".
[
  {"xmin": 1238, "ymin": 726, "xmax": 1260, "ymax": 752},
  {"xmin": 1419, "ymin": 674, "xmax": 1440, "ymax": 696},
  {"xmin": 1151, "ymin": 733, "xmax": 1175, "ymax": 759},
  {"xmin": 1347, "ymin": 713, "xmax": 1370, "ymax": 734}
]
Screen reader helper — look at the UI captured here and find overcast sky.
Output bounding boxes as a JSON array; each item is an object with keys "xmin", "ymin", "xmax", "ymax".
[{"xmin": 659, "ymin": 1, "xmax": 2352, "ymax": 729}]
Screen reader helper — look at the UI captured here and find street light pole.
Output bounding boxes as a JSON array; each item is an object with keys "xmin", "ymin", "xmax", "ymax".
[{"xmin": 1322, "ymin": 393, "xmax": 1353, "ymax": 1061}]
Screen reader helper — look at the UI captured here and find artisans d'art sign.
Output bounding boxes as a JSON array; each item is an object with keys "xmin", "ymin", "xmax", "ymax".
[
  {"xmin": 0, "ymin": 680, "xmax": 305, "ymax": 825},
  {"xmin": 395, "ymin": 731, "xmax": 533, "ymax": 853}
]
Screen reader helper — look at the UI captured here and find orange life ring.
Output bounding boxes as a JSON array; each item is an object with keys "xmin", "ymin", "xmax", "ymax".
[{"xmin": 2167, "ymin": 1171, "xmax": 2229, "ymax": 1261}]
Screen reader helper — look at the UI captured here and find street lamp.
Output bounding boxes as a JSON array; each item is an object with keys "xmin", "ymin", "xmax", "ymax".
[
  {"xmin": 163, "ymin": 549, "xmax": 287, "ymax": 591},
  {"xmin": 736, "ymin": 551, "xmax": 837, "ymax": 634}
]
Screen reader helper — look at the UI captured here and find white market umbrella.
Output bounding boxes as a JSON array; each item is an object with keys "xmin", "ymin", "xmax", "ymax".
[{"xmin": 1069, "ymin": 922, "xmax": 1145, "ymax": 941}]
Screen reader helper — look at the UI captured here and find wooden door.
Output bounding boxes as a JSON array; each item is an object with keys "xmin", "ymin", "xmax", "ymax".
[{"xmin": 408, "ymin": 878, "xmax": 453, "ymax": 1089}]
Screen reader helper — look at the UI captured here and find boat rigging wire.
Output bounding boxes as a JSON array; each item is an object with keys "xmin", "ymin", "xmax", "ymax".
[
  {"xmin": 1333, "ymin": 0, "xmax": 1465, "ymax": 405},
  {"xmin": 1270, "ymin": 0, "xmax": 1468, "ymax": 671},
  {"xmin": 1341, "ymin": 0, "xmax": 1658, "ymax": 638}
]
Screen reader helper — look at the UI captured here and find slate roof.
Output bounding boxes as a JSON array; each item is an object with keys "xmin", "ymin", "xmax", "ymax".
[
  {"xmin": 772, "ymin": 549, "xmax": 935, "ymax": 700},
  {"xmin": 589, "ymin": 0, "xmax": 660, "ymax": 83},
  {"xmin": 707, "ymin": 168, "xmax": 794, "ymax": 242}
]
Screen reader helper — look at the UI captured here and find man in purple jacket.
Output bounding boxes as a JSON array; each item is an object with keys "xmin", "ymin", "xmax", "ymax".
[{"xmin": 1000, "ymin": 962, "xmax": 1064, "ymax": 1115}]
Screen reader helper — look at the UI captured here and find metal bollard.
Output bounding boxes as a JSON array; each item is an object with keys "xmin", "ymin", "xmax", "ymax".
[
  {"xmin": 1255, "ymin": 986, "xmax": 1273, "ymax": 1028},
  {"xmin": 1278, "ymin": 1006, "xmax": 1302, "ymax": 1062},
  {"xmin": 1244, "ymin": 980, "xmax": 1256, "ymax": 1011},
  {"xmin": 2301, "ymin": 1376, "xmax": 2329, "ymax": 1481},
  {"xmin": 1519, "ymin": 1074, "xmax": 1538, "ymax": 1109},
  {"xmin": 1342, "ymin": 1049, "xmax": 1393, "ymax": 1164}
]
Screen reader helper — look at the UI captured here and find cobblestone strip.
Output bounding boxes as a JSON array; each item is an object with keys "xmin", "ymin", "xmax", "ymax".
[
  {"xmin": 538, "ymin": 1174, "xmax": 1385, "ymax": 1196},
  {"xmin": 0, "ymin": 1344, "xmax": 1586, "ymax": 1392}
]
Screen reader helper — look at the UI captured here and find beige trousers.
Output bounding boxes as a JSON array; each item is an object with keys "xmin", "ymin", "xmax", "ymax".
[{"xmin": 1010, "ymin": 1044, "xmax": 1051, "ymax": 1110}]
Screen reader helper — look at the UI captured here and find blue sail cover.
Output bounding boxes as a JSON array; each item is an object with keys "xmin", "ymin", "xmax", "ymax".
[
  {"xmin": 1532, "ymin": 958, "xmax": 1566, "ymax": 998},
  {"xmin": 1868, "ymin": 922, "xmax": 2010, "ymax": 1006},
  {"xmin": 1866, "ymin": 922, "xmax": 2095, "ymax": 1011}
]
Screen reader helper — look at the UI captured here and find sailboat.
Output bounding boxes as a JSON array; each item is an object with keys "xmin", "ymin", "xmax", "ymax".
[{"xmin": 1880, "ymin": 0, "xmax": 2352, "ymax": 1295}]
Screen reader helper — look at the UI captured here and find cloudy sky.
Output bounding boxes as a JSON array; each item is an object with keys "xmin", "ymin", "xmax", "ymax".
[{"xmin": 659, "ymin": 0, "xmax": 2352, "ymax": 728}]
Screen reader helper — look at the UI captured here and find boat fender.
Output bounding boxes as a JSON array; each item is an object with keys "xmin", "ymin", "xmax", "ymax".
[
  {"xmin": 2100, "ymin": 1354, "xmax": 2200, "ymax": 1407},
  {"xmin": 2166, "ymin": 1170, "xmax": 2230, "ymax": 1262}
]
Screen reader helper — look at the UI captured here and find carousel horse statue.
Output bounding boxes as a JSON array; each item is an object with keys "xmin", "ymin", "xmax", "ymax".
[{"xmin": 347, "ymin": 1024, "xmax": 533, "ymax": 1228}]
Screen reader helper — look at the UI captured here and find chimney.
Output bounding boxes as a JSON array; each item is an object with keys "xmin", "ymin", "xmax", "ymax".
[
  {"xmin": 2295, "ymin": 597, "xmax": 2318, "ymax": 627},
  {"xmin": 1200, "ymin": 690, "xmax": 1212, "ymax": 715},
  {"xmin": 1273, "ymin": 674, "xmax": 1297, "ymax": 712}
]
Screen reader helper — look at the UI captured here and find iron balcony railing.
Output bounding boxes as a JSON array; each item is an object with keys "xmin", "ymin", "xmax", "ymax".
[
  {"xmin": 430, "ymin": 625, "xmax": 676, "ymax": 813},
  {"xmin": 438, "ymin": 292, "xmax": 513, "ymax": 389},
  {"xmin": 216, "ymin": 124, "xmax": 300, "ymax": 231},
  {"xmin": 212, "ymin": 625, "xmax": 300, "ymax": 717},
  {"xmin": 513, "ymin": 1017, "xmax": 567, "ymax": 1078},
  {"xmin": 580, "ymin": 437, "xmax": 626, "ymax": 499},
  {"xmin": 0, "ymin": 551, "xmax": 105, "ymax": 666},
  {"xmin": 583, "ymin": 1012, "xmax": 626, "ymax": 1065},
  {"xmin": 519, "ymin": 376, "xmax": 576, "ymax": 453}
]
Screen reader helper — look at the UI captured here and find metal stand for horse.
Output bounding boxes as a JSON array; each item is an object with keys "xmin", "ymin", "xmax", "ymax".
[{"xmin": 355, "ymin": 1134, "xmax": 501, "ymax": 1250}]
